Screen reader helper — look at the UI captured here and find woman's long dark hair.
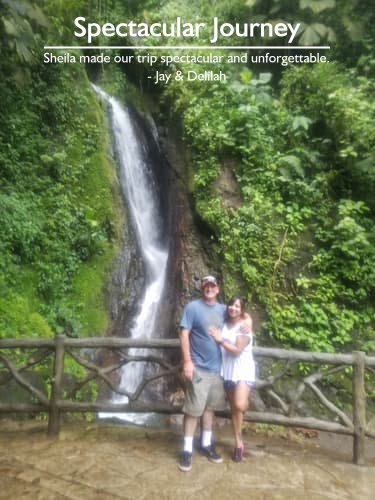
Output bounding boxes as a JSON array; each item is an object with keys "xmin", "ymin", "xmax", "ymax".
[{"xmin": 225, "ymin": 296, "xmax": 246, "ymax": 322}]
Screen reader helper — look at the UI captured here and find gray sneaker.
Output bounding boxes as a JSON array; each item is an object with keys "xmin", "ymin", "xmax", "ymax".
[
  {"xmin": 200, "ymin": 444, "xmax": 223, "ymax": 463},
  {"xmin": 178, "ymin": 451, "xmax": 192, "ymax": 472}
]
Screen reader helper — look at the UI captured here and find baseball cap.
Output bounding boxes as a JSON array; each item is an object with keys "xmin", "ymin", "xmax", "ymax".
[{"xmin": 201, "ymin": 275, "xmax": 218, "ymax": 287}]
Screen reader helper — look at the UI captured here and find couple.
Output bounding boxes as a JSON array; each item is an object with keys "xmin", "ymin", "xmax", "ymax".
[{"xmin": 178, "ymin": 275, "xmax": 255, "ymax": 472}]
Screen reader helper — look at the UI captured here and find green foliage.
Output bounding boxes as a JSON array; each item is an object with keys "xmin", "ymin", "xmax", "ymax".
[
  {"xmin": 0, "ymin": 289, "xmax": 53, "ymax": 339},
  {"xmin": 281, "ymin": 64, "xmax": 375, "ymax": 206},
  {"xmin": 0, "ymin": 0, "xmax": 48, "ymax": 63},
  {"xmin": 161, "ymin": 47, "xmax": 375, "ymax": 352},
  {"xmin": 0, "ymin": 45, "xmax": 120, "ymax": 338}
]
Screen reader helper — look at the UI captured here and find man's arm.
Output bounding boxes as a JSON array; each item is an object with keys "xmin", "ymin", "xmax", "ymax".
[
  {"xmin": 179, "ymin": 327, "xmax": 194, "ymax": 380},
  {"xmin": 240, "ymin": 313, "xmax": 253, "ymax": 334}
]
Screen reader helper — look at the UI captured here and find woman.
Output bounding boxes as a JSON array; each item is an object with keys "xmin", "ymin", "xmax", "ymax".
[{"xmin": 209, "ymin": 296, "xmax": 255, "ymax": 462}]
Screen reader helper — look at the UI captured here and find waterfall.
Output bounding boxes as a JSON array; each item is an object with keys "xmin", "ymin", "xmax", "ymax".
[{"xmin": 93, "ymin": 85, "xmax": 169, "ymax": 422}]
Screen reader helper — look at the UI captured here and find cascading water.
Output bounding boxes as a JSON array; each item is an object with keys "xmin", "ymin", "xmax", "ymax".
[{"xmin": 93, "ymin": 84, "xmax": 169, "ymax": 422}]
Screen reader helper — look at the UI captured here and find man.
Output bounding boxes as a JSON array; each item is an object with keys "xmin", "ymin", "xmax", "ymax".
[{"xmin": 178, "ymin": 275, "xmax": 231, "ymax": 472}]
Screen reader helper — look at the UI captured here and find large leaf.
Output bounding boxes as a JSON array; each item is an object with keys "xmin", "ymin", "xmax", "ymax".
[
  {"xmin": 342, "ymin": 16, "xmax": 364, "ymax": 42},
  {"xmin": 299, "ymin": 23, "xmax": 336, "ymax": 45},
  {"xmin": 299, "ymin": 25, "xmax": 321, "ymax": 45},
  {"xmin": 25, "ymin": 4, "xmax": 48, "ymax": 28},
  {"xmin": 15, "ymin": 39, "xmax": 33, "ymax": 62},
  {"xmin": 312, "ymin": 23, "xmax": 330, "ymax": 38},
  {"xmin": 245, "ymin": 0, "xmax": 259, "ymax": 8},
  {"xmin": 280, "ymin": 155, "xmax": 305, "ymax": 178},
  {"xmin": 300, "ymin": 0, "xmax": 335, "ymax": 14},
  {"xmin": 259, "ymin": 72, "xmax": 272, "ymax": 84},
  {"xmin": 240, "ymin": 68, "xmax": 253, "ymax": 85},
  {"xmin": 2, "ymin": 17, "xmax": 18, "ymax": 36},
  {"xmin": 354, "ymin": 155, "xmax": 375, "ymax": 177},
  {"xmin": 292, "ymin": 116, "xmax": 312, "ymax": 131}
]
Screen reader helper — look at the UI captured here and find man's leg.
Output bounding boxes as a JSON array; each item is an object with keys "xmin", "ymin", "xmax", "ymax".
[
  {"xmin": 199, "ymin": 408, "xmax": 223, "ymax": 463},
  {"xmin": 178, "ymin": 414, "xmax": 198, "ymax": 472},
  {"xmin": 201, "ymin": 408, "xmax": 214, "ymax": 431},
  {"xmin": 198, "ymin": 372, "xmax": 225, "ymax": 462},
  {"xmin": 200, "ymin": 409, "xmax": 214, "ymax": 447},
  {"xmin": 183, "ymin": 414, "xmax": 199, "ymax": 452},
  {"xmin": 179, "ymin": 370, "xmax": 223, "ymax": 470}
]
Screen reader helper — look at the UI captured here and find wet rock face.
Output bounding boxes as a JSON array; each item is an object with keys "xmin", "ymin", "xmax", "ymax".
[
  {"xmin": 212, "ymin": 159, "xmax": 242, "ymax": 210},
  {"xmin": 107, "ymin": 196, "xmax": 145, "ymax": 338},
  {"xmin": 160, "ymin": 124, "xmax": 222, "ymax": 317}
]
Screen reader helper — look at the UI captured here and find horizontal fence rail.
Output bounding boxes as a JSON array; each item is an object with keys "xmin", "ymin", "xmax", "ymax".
[{"xmin": 0, "ymin": 336, "xmax": 374, "ymax": 465}]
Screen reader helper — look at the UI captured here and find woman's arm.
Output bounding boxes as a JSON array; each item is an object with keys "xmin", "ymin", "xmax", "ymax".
[
  {"xmin": 221, "ymin": 334, "xmax": 250, "ymax": 355},
  {"xmin": 209, "ymin": 325, "xmax": 250, "ymax": 355}
]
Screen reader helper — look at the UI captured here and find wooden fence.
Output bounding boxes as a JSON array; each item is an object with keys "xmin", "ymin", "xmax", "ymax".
[{"xmin": 0, "ymin": 336, "xmax": 374, "ymax": 465}]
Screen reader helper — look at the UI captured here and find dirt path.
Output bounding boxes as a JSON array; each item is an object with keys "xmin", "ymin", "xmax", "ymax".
[{"xmin": 0, "ymin": 420, "xmax": 374, "ymax": 499}]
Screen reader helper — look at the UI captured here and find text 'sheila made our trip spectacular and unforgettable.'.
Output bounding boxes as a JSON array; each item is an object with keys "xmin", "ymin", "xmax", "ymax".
[{"xmin": 43, "ymin": 51, "xmax": 329, "ymax": 83}]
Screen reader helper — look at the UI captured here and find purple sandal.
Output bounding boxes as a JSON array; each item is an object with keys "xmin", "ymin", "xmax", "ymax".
[{"xmin": 232, "ymin": 444, "xmax": 244, "ymax": 462}]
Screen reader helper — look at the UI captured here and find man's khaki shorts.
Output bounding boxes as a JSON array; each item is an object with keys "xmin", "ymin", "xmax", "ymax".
[{"xmin": 182, "ymin": 368, "xmax": 226, "ymax": 417}]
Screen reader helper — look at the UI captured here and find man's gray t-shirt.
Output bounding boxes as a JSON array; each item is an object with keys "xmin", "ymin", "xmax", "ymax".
[{"xmin": 180, "ymin": 299, "xmax": 226, "ymax": 372}]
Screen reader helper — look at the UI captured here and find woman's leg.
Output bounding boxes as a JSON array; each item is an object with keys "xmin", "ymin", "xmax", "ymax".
[
  {"xmin": 225, "ymin": 385, "xmax": 236, "ymax": 443},
  {"xmin": 231, "ymin": 382, "xmax": 250, "ymax": 448}
]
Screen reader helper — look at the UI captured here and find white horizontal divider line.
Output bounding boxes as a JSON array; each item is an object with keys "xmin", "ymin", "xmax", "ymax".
[{"xmin": 44, "ymin": 45, "xmax": 331, "ymax": 50}]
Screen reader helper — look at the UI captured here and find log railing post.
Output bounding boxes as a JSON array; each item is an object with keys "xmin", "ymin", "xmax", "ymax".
[
  {"xmin": 352, "ymin": 351, "xmax": 366, "ymax": 465},
  {"xmin": 48, "ymin": 335, "xmax": 66, "ymax": 437}
]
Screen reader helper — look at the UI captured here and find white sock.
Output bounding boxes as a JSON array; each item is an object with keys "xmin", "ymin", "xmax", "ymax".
[
  {"xmin": 183, "ymin": 436, "xmax": 193, "ymax": 453},
  {"xmin": 201, "ymin": 430, "xmax": 212, "ymax": 448}
]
